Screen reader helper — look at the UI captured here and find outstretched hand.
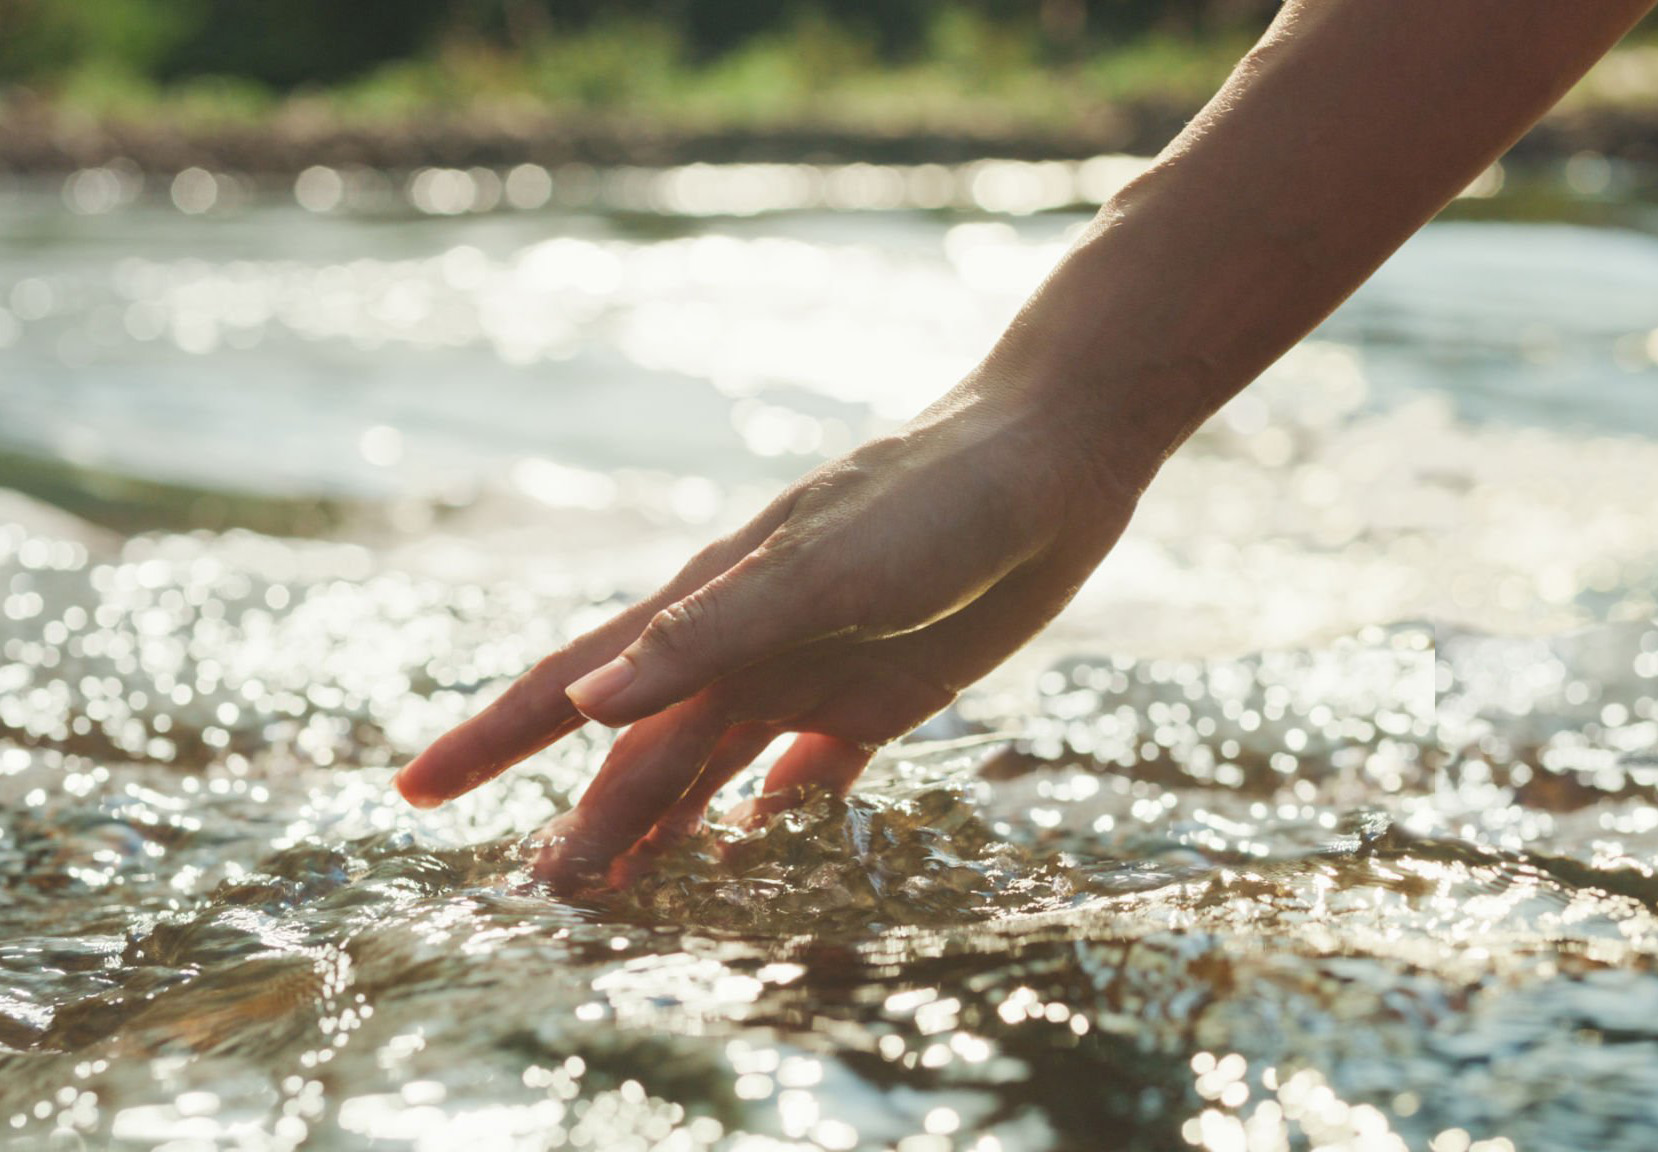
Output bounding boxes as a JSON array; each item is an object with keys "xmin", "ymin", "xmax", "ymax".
[
  {"xmin": 395, "ymin": 0, "xmax": 1658, "ymax": 889},
  {"xmin": 395, "ymin": 373, "xmax": 1143, "ymax": 888}
]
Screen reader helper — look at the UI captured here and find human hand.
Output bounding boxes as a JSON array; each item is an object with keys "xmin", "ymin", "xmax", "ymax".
[
  {"xmin": 404, "ymin": 0, "xmax": 1657, "ymax": 889},
  {"xmin": 395, "ymin": 370, "xmax": 1147, "ymax": 889}
]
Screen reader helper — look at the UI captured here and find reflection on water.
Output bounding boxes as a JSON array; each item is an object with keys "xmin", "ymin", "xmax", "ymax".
[{"xmin": 2, "ymin": 171, "xmax": 1658, "ymax": 1150}]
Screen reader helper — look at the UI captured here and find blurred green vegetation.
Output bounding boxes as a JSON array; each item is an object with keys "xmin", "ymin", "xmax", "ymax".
[
  {"xmin": 0, "ymin": 0, "xmax": 1269, "ymax": 129},
  {"xmin": 2, "ymin": 0, "xmax": 1655, "ymax": 133}
]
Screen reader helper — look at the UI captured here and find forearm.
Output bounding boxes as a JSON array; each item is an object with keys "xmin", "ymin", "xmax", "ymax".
[{"xmin": 985, "ymin": 0, "xmax": 1654, "ymax": 487}]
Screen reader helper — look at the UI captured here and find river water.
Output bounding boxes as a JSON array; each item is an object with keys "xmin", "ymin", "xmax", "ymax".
[{"xmin": 2, "ymin": 160, "xmax": 1658, "ymax": 1152}]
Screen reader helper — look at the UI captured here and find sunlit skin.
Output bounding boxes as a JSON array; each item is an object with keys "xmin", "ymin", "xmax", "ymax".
[{"xmin": 397, "ymin": 0, "xmax": 1657, "ymax": 888}]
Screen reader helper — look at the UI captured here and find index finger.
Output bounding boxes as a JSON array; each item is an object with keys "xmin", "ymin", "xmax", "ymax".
[
  {"xmin": 393, "ymin": 624, "xmax": 633, "ymax": 808},
  {"xmin": 394, "ymin": 500, "xmax": 795, "ymax": 807}
]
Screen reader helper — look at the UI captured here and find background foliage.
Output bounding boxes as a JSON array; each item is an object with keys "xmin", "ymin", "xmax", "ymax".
[
  {"xmin": 4, "ymin": 0, "xmax": 1654, "ymax": 135},
  {"xmin": 0, "ymin": 0, "xmax": 1280, "ymax": 89}
]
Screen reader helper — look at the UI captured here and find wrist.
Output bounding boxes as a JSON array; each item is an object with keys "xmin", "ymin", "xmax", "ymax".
[
  {"xmin": 971, "ymin": 195, "xmax": 1243, "ymax": 492},
  {"xmin": 975, "ymin": 145, "xmax": 1342, "ymax": 490}
]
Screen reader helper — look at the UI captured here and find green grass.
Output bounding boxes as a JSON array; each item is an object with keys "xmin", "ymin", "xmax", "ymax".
[
  {"xmin": 40, "ymin": 62, "xmax": 276, "ymax": 128},
  {"xmin": 14, "ymin": 13, "xmax": 1658, "ymax": 145},
  {"xmin": 22, "ymin": 15, "xmax": 1247, "ymax": 138}
]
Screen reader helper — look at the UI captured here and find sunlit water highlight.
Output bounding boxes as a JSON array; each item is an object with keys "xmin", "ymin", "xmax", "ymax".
[{"xmin": 2, "ymin": 172, "xmax": 1658, "ymax": 1151}]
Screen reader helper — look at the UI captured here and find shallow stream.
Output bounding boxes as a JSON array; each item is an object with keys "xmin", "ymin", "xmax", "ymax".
[{"xmin": 2, "ymin": 159, "xmax": 1658, "ymax": 1151}]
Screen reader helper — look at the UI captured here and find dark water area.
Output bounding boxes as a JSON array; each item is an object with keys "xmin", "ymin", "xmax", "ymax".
[{"xmin": 2, "ymin": 158, "xmax": 1658, "ymax": 1150}]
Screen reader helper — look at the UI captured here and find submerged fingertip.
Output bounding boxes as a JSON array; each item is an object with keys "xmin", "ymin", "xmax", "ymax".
[
  {"xmin": 530, "ymin": 814, "xmax": 619, "ymax": 891},
  {"xmin": 531, "ymin": 841, "xmax": 600, "ymax": 890}
]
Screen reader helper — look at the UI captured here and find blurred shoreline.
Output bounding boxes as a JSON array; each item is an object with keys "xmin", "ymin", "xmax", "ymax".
[
  {"xmin": 0, "ymin": 97, "xmax": 1180, "ymax": 176},
  {"xmin": 6, "ymin": 42, "xmax": 1658, "ymax": 177},
  {"xmin": 5, "ymin": 100, "xmax": 1658, "ymax": 179}
]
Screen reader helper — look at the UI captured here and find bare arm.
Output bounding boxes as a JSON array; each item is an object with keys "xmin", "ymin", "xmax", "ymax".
[
  {"xmin": 1000, "ymin": 0, "xmax": 1655, "ymax": 483},
  {"xmin": 398, "ymin": 0, "xmax": 1656, "ymax": 887}
]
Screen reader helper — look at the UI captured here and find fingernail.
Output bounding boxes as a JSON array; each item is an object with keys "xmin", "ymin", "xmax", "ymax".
[{"xmin": 566, "ymin": 655, "xmax": 637, "ymax": 715}]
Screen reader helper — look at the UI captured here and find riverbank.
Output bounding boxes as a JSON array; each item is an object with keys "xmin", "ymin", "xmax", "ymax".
[
  {"xmin": 6, "ymin": 41, "xmax": 1658, "ymax": 176},
  {"xmin": 0, "ymin": 96, "xmax": 1183, "ymax": 175}
]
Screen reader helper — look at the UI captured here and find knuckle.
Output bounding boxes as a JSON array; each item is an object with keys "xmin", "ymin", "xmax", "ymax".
[
  {"xmin": 752, "ymin": 523, "xmax": 813, "ymax": 569},
  {"xmin": 642, "ymin": 594, "xmax": 720, "ymax": 660}
]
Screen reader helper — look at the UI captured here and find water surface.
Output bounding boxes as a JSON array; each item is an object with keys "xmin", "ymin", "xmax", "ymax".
[{"xmin": 2, "ymin": 163, "xmax": 1658, "ymax": 1151}]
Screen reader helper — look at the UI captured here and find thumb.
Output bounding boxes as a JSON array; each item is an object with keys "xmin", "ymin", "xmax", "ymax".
[{"xmin": 565, "ymin": 545, "xmax": 849, "ymax": 726}]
